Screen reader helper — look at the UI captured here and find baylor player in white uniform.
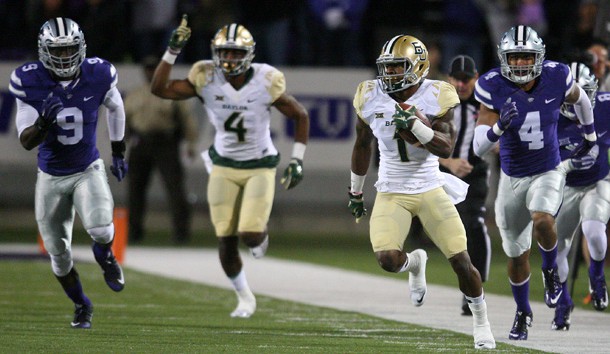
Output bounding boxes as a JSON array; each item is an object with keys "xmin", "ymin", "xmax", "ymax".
[
  {"xmin": 349, "ymin": 35, "xmax": 495, "ymax": 349},
  {"xmin": 151, "ymin": 18, "xmax": 309, "ymax": 318}
]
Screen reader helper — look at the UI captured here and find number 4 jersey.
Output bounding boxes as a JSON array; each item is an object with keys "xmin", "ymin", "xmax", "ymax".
[
  {"xmin": 9, "ymin": 58, "xmax": 117, "ymax": 175},
  {"xmin": 188, "ymin": 61, "xmax": 285, "ymax": 166},
  {"xmin": 475, "ymin": 60, "xmax": 573, "ymax": 177}
]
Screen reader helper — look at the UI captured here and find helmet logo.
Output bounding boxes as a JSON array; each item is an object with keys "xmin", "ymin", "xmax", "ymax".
[{"xmin": 412, "ymin": 42, "xmax": 426, "ymax": 61}]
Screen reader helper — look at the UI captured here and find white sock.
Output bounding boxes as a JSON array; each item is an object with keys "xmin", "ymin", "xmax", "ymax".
[
  {"xmin": 230, "ymin": 270, "xmax": 250, "ymax": 292},
  {"xmin": 466, "ymin": 293, "xmax": 490, "ymax": 326},
  {"xmin": 398, "ymin": 252, "xmax": 420, "ymax": 273}
]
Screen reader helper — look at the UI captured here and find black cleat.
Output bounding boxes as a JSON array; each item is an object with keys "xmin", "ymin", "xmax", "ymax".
[
  {"xmin": 461, "ymin": 295, "xmax": 472, "ymax": 316},
  {"xmin": 508, "ymin": 310, "xmax": 532, "ymax": 340},
  {"xmin": 542, "ymin": 266, "xmax": 563, "ymax": 308},
  {"xmin": 70, "ymin": 303, "xmax": 93, "ymax": 329}
]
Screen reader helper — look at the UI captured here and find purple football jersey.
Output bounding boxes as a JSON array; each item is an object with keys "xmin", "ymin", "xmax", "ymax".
[
  {"xmin": 9, "ymin": 58, "xmax": 117, "ymax": 176},
  {"xmin": 558, "ymin": 91, "xmax": 610, "ymax": 187},
  {"xmin": 475, "ymin": 60, "xmax": 572, "ymax": 177}
]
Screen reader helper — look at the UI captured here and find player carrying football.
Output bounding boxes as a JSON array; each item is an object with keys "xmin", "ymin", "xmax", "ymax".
[{"xmin": 349, "ymin": 34, "xmax": 495, "ymax": 350}]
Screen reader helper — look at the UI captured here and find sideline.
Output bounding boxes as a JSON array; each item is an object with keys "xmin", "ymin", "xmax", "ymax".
[{"xmin": 5, "ymin": 244, "xmax": 610, "ymax": 353}]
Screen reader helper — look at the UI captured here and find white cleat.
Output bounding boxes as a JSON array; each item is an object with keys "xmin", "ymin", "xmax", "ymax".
[
  {"xmin": 408, "ymin": 249, "xmax": 428, "ymax": 306},
  {"xmin": 473, "ymin": 323, "xmax": 496, "ymax": 350},
  {"xmin": 250, "ymin": 235, "xmax": 269, "ymax": 259},
  {"xmin": 230, "ymin": 288, "xmax": 256, "ymax": 318}
]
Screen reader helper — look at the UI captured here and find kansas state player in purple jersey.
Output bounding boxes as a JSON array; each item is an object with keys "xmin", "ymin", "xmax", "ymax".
[
  {"xmin": 551, "ymin": 62, "xmax": 609, "ymax": 331},
  {"xmin": 8, "ymin": 18, "xmax": 127, "ymax": 329},
  {"xmin": 472, "ymin": 26, "xmax": 597, "ymax": 340}
]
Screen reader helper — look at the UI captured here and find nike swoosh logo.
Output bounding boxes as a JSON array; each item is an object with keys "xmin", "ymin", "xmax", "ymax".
[
  {"xmin": 599, "ymin": 131, "xmax": 607, "ymax": 137},
  {"xmin": 84, "ymin": 96, "xmax": 94, "ymax": 101},
  {"xmin": 545, "ymin": 98, "xmax": 556, "ymax": 104},
  {"xmin": 247, "ymin": 99, "xmax": 256, "ymax": 103},
  {"xmin": 548, "ymin": 290, "xmax": 563, "ymax": 305}
]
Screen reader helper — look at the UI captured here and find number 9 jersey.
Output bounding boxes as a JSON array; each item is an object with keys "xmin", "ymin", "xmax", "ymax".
[
  {"xmin": 188, "ymin": 61, "xmax": 285, "ymax": 166},
  {"xmin": 9, "ymin": 58, "xmax": 118, "ymax": 175}
]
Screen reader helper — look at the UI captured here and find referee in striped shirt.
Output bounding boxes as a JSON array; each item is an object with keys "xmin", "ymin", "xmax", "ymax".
[{"xmin": 441, "ymin": 55, "xmax": 492, "ymax": 316}]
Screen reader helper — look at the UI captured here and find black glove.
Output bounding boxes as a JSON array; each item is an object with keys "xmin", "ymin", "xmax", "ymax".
[
  {"xmin": 35, "ymin": 94, "xmax": 63, "ymax": 132},
  {"xmin": 110, "ymin": 140, "xmax": 128, "ymax": 182},
  {"xmin": 570, "ymin": 138, "xmax": 596, "ymax": 159}
]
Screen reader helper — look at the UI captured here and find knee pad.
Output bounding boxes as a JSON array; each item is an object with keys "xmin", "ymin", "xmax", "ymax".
[
  {"xmin": 87, "ymin": 224, "xmax": 115, "ymax": 244},
  {"xmin": 50, "ymin": 249, "xmax": 73, "ymax": 277}
]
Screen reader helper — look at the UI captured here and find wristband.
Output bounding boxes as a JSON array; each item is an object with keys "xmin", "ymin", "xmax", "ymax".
[
  {"xmin": 291, "ymin": 142, "xmax": 306, "ymax": 160},
  {"xmin": 162, "ymin": 50, "xmax": 178, "ymax": 65},
  {"xmin": 111, "ymin": 140, "xmax": 126, "ymax": 158},
  {"xmin": 350, "ymin": 171, "xmax": 366, "ymax": 194},
  {"xmin": 410, "ymin": 119, "xmax": 434, "ymax": 144},
  {"xmin": 486, "ymin": 123, "xmax": 503, "ymax": 142},
  {"xmin": 582, "ymin": 123, "xmax": 597, "ymax": 142}
]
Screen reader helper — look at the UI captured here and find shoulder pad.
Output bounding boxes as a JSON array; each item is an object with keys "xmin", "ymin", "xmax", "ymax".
[
  {"xmin": 8, "ymin": 62, "xmax": 55, "ymax": 101},
  {"xmin": 188, "ymin": 60, "xmax": 215, "ymax": 92},
  {"xmin": 262, "ymin": 65, "xmax": 286, "ymax": 102},
  {"xmin": 80, "ymin": 57, "xmax": 118, "ymax": 90},
  {"xmin": 353, "ymin": 80, "xmax": 377, "ymax": 119}
]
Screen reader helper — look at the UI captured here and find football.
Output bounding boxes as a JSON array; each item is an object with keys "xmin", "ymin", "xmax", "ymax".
[{"xmin": 396, "ymin": 102, "xmax": 432, "ymax": 145}]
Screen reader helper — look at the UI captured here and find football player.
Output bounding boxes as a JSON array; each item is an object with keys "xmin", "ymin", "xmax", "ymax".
[
  {"xmin": 9, "ymin": 18, "xmax": 128, "ymax": 329},
  {"xmin": 349, "ymin": 35, "xmax": 495, "ymax": 350},
  {"xmin": 552, "ymin": 62, "xmax": 609, "ymax": 330},
  {"xmin": 150, "ymin": 17, "xmax": 309, "ymax": 318},
  {"xmin": 473, "ymin": 26, "xmax": 597, "ymax": 340}
]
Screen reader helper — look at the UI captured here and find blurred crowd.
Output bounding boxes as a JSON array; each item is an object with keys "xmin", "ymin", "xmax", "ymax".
[{"xmin": 0, "ymin": 0, "xmax": 608, "ymax": 76}]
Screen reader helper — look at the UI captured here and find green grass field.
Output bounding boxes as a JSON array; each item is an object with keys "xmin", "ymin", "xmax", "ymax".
[{"xmin": 0, "ymin": 225, "xmax": 603, "ymax": 353}]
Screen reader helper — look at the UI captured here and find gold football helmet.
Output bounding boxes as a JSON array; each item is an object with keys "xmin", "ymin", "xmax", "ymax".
[
  {"xmin": 211, "ymin": 23, "xmax": 255, "ymax": 76},
  {"xmin": 376, "ymin": 35, "xmax": 430, "ymax": 93}
]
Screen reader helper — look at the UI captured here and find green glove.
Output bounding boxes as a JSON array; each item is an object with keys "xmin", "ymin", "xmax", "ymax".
[
  {"xmin": 281, "ymin": 158, "xmax": 303, "ymax": 190},
  {"xmin": 348, "ymin": 191, "xmax": 367, "ymax": 223},
  {"xmin": 392, "ymin": 103, "xmax": 418, "ymax": 130},
  {"xmin": 168, "ymin": 14, "xmax": 191, "ymax": 54}
]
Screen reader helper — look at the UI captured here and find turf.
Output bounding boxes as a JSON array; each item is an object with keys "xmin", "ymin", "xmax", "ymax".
[
  {"xmin": 0, "ymin": 224, "xmax": 600, "ymax": 310},
  {"xmin": 0, "ymin": 261, "xmax": 542, "ymax": 353}
]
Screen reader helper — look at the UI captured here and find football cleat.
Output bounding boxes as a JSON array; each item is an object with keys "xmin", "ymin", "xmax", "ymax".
[
  {"xmin": 230, "ymin": 288, "xmax": 256, "ymax": 318},
  {"xmin": 473, "ymin": 323, "xmax": 496, "ymax": 350},
  {"xmin": 93, "ymin": 243, "xmax": 125, "ymax": 292},
  {"xmin": 408, "ymin": 249, "xmax": 428, "ymax": 307},
  {"xmin": 250, "ymin": 235, "xmax": 269, "ymax": 259},
  {"xmin": 542, "ymin": 266, "xmax": 563, "ymax": 308},
  {"xmin": 508, "ymin": 310, "xmax": 532, "ymax": 340},
  {"xmin": 551, "ymin": 301, "xmax": 574, "ymax": 331},
  {"xmin": 70, "ymin": 303, "xmax": 93, "ymax": 329},
  {"xmin": 462, "ymin": 295, "xmax": 472, "ymax": 316},
  {"xmin": 589, "ymin": 275, "xmax": 608, "ymax": 311}
]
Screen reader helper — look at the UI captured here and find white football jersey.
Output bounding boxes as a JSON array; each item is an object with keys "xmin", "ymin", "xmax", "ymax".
[
  {"xmin": 353, "ymin": 79, "xmax": 459, "ymax": 194},
  {"xmin": 188, "ymin": 61, "xmax": 285, "ymax": 161}
]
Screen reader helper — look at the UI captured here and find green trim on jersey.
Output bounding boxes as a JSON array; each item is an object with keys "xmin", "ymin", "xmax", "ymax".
[{"xmin": 209, "ymin": 145, "xmax": 280, "ymax": 169}]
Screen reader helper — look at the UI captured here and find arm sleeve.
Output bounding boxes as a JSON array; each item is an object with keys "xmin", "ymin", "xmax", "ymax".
[
  {"xmin": 103, "ymin": 86, "xmax": 126, "ymax": 141},
  {"xmin": 15, "ymin": 98, "xmax": 39, "ymax": 138},
  {"xmin": 573, "ymin": 85, "xmax": 596, "ymax": 140},
  {"xmin": 473, "ymin": 125, "xmax": 497, "ymax": 157}
]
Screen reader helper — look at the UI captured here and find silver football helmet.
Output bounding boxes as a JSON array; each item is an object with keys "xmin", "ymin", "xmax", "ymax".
[
  {"xmin": 497, "ymin": 25, "xmax": 545, "ymax": 84},
  {"xmin": 376, "ymin": 35, "xmax": 430, "ymax": 93},
  {"xmin": 211, "ymin": 23, "xmax": 255, "ymax": 76},
  {"xmin": 38, "ymin": 18, "xmax": 86, "ymax": 78},
  {"xmin": 561, "ymin": 62, "xmax": 598, "ymax": 119}
]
